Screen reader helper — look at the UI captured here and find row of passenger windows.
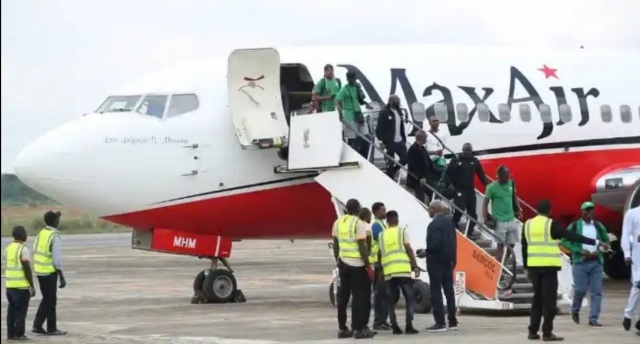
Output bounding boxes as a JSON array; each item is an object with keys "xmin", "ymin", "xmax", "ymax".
[
  {"xmin": 380, "ymin": 101, "xmax": 639, "ymax": 124},
  {"xmin": 96, "ymin": 94, "xmax": 199, "ymax": 118}
]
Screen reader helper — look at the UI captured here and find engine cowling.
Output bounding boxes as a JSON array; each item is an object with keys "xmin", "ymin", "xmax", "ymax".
[{"xmin": 592, "ymin": 165, "xmax": 640, "ymax": 212}]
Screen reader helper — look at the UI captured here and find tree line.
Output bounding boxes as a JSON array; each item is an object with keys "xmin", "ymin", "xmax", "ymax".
[{"xmin": 1, "ymin": 174, "xmax": 55, "ymax": 205}]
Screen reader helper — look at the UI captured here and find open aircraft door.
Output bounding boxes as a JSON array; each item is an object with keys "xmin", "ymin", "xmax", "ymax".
[{"xmin": 227, "ymin": 48, "xmax": 289, "ymax": 149}]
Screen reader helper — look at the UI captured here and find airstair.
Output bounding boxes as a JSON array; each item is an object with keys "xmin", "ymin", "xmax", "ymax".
[{"xmin": 225, "ymin": 47, "xmax": 575, "ymax": 314}]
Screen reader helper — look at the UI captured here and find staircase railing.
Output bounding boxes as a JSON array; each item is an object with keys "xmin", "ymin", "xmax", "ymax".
[{"xmin": 341, "ymin": 113, "xmax": 517, "ymax": 294}]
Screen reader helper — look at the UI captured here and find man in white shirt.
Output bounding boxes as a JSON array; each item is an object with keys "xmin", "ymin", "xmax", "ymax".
[
  {"xmin": 424, "ymin": 114, "xmax": 448, "ymax": 170},
  {"xmin": 621, "ymin": 205, "xmax": 640, "ymax": 335}
]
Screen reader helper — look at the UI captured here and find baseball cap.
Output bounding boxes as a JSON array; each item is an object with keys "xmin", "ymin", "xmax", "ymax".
[{"xmin": 581, "ymin": 202, "xmax": 595, "ymax": 210}]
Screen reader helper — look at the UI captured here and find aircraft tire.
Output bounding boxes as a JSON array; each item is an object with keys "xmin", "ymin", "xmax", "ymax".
[
  {"xmin": 202, "ymin": 269, "xmax": 238, "ymax": 303},
  {"xmin": 603, "ymin": 240, "xmax": 631, "ymax": 280},
  {"xmin": 193, "ymin": 270, "xmax": 206, "ymax": 294},
  {"xmin": 413, "ymin": 281, "xmax": 432, "ymax": 314}
]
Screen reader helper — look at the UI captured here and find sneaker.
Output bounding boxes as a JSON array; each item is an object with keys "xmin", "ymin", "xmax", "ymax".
[
  {"xmin": 499, "ymin": 289, "xmax": 513, "ymax": 299},
  {"xmin": 353, "ymin": 327, "xmax": 376, "ymax": 339},
  {"xmin": 426, "ymin": 324, "xmax": 447, "ymax": 332},
  {"xmin": 571, "ymin": 312, "xmax": 580, "ymax": 324},
  {"xmin": 528, "ymin": 333, "xmax": 541, "ymax": 340},
  {"xmin": 13, "ymin": 336, "xmax": 30, "ymax": 341},
  {"xmin": 636, "ymin": 319, "xmax": 640, "ymax": 331},
  {"xmin": 31, "ymin": 328, "xmax": 45, "ymax": 335},
  {"xmin": 373, "ymin": 323, "xmax": 392, "ymax": 331},
  {"xmin": 46, "ymin": 330, "xmax": 67, "ymax": 336},
  {"xmin": 448, "ymin": 320, "xmax": 459, "ymax": 330},
  {"xmin": 542, "ymin": 334, "xmax": 565, "ymax": 341},
  {"xmin": 337, "ymin": 328, "xmax": 353, "ymax": 339},
  {"xmin": 390, "ymin": 324, "xmax": 403, "ymax": 335},
  {"xmin": 588, "ymin": 320, "xmax": 602, "ymax": 327},
  {"xmin": 623, "ymin": 317, "xmax": 631, "ymax": 331},
  {"xmin": 405, "ymin": 325, "xmax": 419, "ymax": 335}
]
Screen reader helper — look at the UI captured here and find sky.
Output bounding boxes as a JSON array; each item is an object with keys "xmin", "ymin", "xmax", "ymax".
[{"xmin": 2, "ymin": 0, "xmax": 639, "ymax": 173}]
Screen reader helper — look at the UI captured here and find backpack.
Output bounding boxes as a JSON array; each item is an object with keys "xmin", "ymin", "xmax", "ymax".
[{"xmin": 318, "ymin": 77, "xmax": 342, "ymax": 96}]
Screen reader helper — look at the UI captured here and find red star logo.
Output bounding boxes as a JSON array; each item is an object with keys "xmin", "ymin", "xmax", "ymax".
[{"xmin": 538, "ymin": 64, "xmax": 559, "ymax": 79}]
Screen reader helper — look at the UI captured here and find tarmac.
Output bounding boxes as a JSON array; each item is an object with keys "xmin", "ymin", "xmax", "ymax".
[{"xmin": 1, "ymin": 233, "xmax": 638, "ymax": 343}]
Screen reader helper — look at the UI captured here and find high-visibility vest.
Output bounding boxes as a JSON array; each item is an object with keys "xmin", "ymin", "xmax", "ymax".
[
  {"xmin": 3, "ymin": 242, "xmax": 30, "ymax": 289},
  {"xmin": 33, "ymin": 228, "xmax": 59, "ymax": 274},
  {"xmin": 379, "ymin": 226, "xmax": 412, "ymax": 277},
  {"xmin": 334, "ymin": 215, "xmax": 361, "ymax": 259},
  {"xmin": 524, "ymin": 215, "xmax": 562, "ymax": 268},
  {"xmin": 369, "ymin": 218, "xmax": 386, "ymax": 264}
]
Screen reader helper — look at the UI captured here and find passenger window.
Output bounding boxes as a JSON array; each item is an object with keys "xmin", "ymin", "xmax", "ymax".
[
  {"xmin": 456, "ymin": 103, "xmax": 469, "ymax": 122},
  {"xmin": 498, "ymin": 103, "xmax": 511, "ymax": 122},
  {"xmin": 559, "ymin": 104, "xmax": 572, "ymax": 123},
  {"xmin": 434, "ymin": 103, "xmax": 448, "ymax": 122},
  {"xmin": 96, "ymin": 95, "xmax": 141, "ymax": 113},
  {"xmin": 539, "ymin": 104, "xmax": 552, "ymax": 123},
  {"xmin": 137, "ymin": 95, "xmax": 168, "ymax": 118},
  {"xmin": 600, "ymin": 105, "xmax": 612, "ymax": 123},
  {"xmin": 519, "ymin": 104, "xmax": 531, "ymax": 122},
  {"xmin": 166, "ymin": 94, "xmax": 200, "ymax": 118},
  {"xmin": 477, "ymin": 103, "xmax": 490, "ymax": 122},
  {"xmin": 620, "ymin": 105, "xmax": 632, "ymax": 123}
]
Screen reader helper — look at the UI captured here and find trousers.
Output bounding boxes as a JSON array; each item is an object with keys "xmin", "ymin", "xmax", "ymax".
[
  {"xmin": 6, "ymin": 288, "xmax": 31, "ymax": 338},
  {"xmin": 385, "ymin": 277, "xmax": 415, "ymax": 326},
  {"xmin": 452, "ymin": 189, "xmax": 478, "ymax": 236},
  {"xmin": 33, "ymin": 273, "xmax": 59, "ymax": 332},
  {"xmin": 428, "ymin": 261, "xmax": 457, "ymax": 325},
  {"xmin": 337, "ymin": 260, "xmax": 372, "ymax": 331},
  {"xmin": 571, "ymin": 259, "xmax": 603, "ymax": 322},
  {"xmin": 528, "ymin": 268, "xmax": 558, "ymax": 336},
  {"xmin": 384, "ymin": 141, "xmax": 408, "ymax": 179},
  {"xmin": 623, "ymin": 282, "xmax": 640, "ymax": 319},
  {"xmin": 372, "ymin": 266, "xmax": 388, "ymax": 326}
]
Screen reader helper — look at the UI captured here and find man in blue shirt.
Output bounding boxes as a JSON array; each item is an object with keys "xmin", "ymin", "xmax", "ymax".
[{"xmin": 370, "ymin": 202, "xmax": 392, "ymax": 331}]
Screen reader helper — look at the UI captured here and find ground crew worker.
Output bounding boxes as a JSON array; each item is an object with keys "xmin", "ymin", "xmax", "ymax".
[
  {"xmin": 562, "ymin": 202, "xmax": 610, "ymax": 326},
  {"xmin": 331, "ymin": 199, "xmax": 376, "ymax": 339},
  {"xmin": 4, "ymin": 226, "xmax": 36, "ymax": 341},
  {"xmin": 621, "ymin": 204, "xmax": 640, "ymax": 335},
  {"xmin": 522, "ymin": 200, "xmax": 608, "ymax": 341},
  {"xmin": 32, "ymin": 211, "xmax": 67, "ymax": 336},
  {"xmin": 378, "ymin": 210, "xmax": 420, "ymax": 335},
  {"xmin": 370, "ymin": 202, "xmax": 392, "ymax": 331}
]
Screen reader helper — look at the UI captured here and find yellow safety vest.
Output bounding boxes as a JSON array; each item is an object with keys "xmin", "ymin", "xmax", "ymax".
[
  {"xmin": 334, "ymin": 215, "xmax": 361, "ymax": 259},
  {"xmin": 524, "ymin": 215, "xmax": 562, "ymax": 268},
  {"xmin": 379, "ymin": 226, "xmax": 412, "ymax": 277},
  {"xmin": 369, "ymin": 218, "xmax": 386, "ymax": 264},
  {"xmin": 33, "ymin": 228, "xmax": 59, "ymax": 274},
  {"xmin": 4, "ymin": 242, "xmax": 30, "ymax": 289}
]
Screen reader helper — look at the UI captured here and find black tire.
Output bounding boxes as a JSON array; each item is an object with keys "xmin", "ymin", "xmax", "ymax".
[
  {"xmin": 202, "ymin": 269, "xmax": 238, "ymax": 303},
  {"xmin": 413, "ymin": 281, "xmax": 432, "ymax": 314},
  {"xmin": 329, "ymin": 280, "xmax": 341, "ymax": 306},
  {"xmin": 193, "ymin": 270, "xmax": 206, "ymax": 294},
  {"xmin": 604, "ymin": 240, "xmax": 631, "ymax": 280}
]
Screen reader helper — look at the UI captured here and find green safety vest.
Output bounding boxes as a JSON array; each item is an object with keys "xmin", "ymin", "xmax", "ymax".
[
  {"xmin": 4, "ymin": 242, "xmax": 30, "ymax": 289},
  {"xmin": 379, "ymin": 226, "xmax": 412, "ymax": 277},
  {"xmin": 334, "ymin": 215, "xmax": 361, "ymax": 259},
  {"xmin": 524, "ymin": 216, "xmax": 562, "ymax": 267},
  {"xmin": 33, "ymin": 228, "xmax": 59, "ymax": 274}
]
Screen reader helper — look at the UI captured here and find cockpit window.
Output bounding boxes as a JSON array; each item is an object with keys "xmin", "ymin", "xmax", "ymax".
[
  {"xmin": 136, "ymin": 95, "xmax": 168, "ymax": 118},
  {"xmin": 166, "ymin": 94, "xmax": 199, "ymax": 117},
  {"xmin": 96, "ymin": 95, "xmax": 141, "ymax": 113}
]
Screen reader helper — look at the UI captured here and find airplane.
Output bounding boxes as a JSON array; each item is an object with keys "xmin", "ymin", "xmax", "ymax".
[{"xmin": 12, "ymin": 45, "xmax": 640, "ymax": 306}]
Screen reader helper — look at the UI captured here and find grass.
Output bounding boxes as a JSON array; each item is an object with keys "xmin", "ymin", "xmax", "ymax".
[{"xmin": 1, "ymin": 205, "xmax": 127, "ymax": 237}]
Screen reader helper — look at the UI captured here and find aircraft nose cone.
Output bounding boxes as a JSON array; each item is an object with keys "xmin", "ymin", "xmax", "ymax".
[{"xmin": 13, "ymin": 134, "xmax": 59, "ymax": 191}]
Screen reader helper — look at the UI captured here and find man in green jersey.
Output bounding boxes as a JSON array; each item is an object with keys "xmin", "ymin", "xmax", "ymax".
[{"xmin": 312, "ymin": 64, "xmax": 342, "ymax": 113}]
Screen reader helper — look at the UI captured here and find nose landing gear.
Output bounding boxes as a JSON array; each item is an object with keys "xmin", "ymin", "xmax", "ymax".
[{"xmin": 191, "ymin": 257, "xmax": 246, "ymax": 304}]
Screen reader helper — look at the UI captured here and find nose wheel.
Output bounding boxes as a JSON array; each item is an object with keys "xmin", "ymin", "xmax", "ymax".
[{"xmin": 191, "ymin": 258, "xmax": 246, "ymax": 304}]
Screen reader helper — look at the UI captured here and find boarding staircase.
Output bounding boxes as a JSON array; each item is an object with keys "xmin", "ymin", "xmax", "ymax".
[{"xmin": 224, "ymin": 47, "xmax": 575, "ymax": 313}]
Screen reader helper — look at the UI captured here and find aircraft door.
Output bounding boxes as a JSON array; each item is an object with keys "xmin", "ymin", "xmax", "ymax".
[{"xmin": 227, "ymin": 48, "xmax": 289, "ymax": 149}]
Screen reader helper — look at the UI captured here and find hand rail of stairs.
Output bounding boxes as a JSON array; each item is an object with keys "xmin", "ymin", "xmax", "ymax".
[
  {"xmin": 342, "ymin": 115, "xmax": 517, "ymax": 293},
  {"xmin": 400, "ymin": 116, "xmax": 573, "ymax": 267}
]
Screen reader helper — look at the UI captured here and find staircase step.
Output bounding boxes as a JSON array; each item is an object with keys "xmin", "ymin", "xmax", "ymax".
[
  {"xmin": 501, "ymin": 293, "xmax": 564, "ymax": 304},
  {"xmin": 473, "ymin": 239, "xmax": 493, "ymax": 249},
  {"xmin": 511, "ymin": 283, "xmax": 535, "ymax": 292}
]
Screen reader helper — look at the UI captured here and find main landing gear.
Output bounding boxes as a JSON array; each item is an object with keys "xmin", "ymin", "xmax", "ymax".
[{"xmin": 191, "ymin": 257, "xmax": 246, "ymax": 304}]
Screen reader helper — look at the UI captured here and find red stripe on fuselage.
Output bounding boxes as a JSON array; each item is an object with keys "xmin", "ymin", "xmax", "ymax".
[{"xmin": 104, "ymin": 147, "xmax": 639, "ymax": 239}]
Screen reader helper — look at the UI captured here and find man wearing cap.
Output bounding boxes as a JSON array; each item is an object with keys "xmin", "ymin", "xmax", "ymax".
[
  {"xmin": 561, "ymin": 201, "xmax": 610, "ymax": 327},
  {"xmin": 312, "ymin": 64, "xmax": 341, "ymax": 113},
  {"xmin": 32, "ymin": 211, "xmax": 67, "ymax": 336}
]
